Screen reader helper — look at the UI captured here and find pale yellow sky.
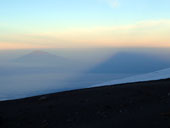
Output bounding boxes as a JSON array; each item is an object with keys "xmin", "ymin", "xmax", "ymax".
[{"xmin": 1, "ymin": 19, "xmax": 170, "ymax": 49}]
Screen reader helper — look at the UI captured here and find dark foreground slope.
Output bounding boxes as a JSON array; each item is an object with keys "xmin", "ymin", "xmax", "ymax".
[{"xmin": 0, "ymin": 79, "xmax": 170, "ymax": 128}]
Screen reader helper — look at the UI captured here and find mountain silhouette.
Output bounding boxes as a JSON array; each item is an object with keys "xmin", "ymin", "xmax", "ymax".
[{"xmin": 15, "ymin": 50, "xmax": 70, "ymax": 66}]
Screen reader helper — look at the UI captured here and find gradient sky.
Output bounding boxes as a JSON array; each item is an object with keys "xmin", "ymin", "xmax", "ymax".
[{"xmin": 1, "ymin": 0, "xmax": 170, "ymax": 49}]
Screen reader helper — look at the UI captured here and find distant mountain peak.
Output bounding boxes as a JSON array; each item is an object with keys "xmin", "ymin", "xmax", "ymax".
[
  {"xmin": 15, "ymin": 50, "xmax": 72, "ymax": 66},
  {"xmin": 29, "ymin": 50, "xmax": 50, "ymax": 56}
]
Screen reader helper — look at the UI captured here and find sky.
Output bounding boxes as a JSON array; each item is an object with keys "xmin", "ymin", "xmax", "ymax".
[{"xmin": 0, "ymin": 0, "xmax": 170, "ymax": 49}]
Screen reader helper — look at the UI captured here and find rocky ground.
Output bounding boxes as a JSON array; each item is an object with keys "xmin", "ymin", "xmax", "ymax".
[{"xmin": 0, "ymin": 79, "xmax": 170, "ymax": 128}]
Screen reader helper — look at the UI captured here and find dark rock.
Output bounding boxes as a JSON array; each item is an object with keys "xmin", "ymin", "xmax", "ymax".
[
  {"xmin": 160, "ymin": 112, "xmax": 170, "ymax": 117},
  {"xmin": 0, "ymin": 115, "xmax": 4, "ymax": 126},
  {"xmin": 1, "ymin": 79, "xmax": 170, "ymax": 128}
]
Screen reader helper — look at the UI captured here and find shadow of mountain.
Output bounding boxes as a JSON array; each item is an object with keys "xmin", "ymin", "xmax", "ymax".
[{"xmin": 90, "ymin": 52, "xmax": 170, "ymax": 73}]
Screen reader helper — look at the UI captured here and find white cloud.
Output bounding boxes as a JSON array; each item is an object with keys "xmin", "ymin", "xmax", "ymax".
[
  {"xmin": 99, "ymin": 0, "xmax": 120, "ymax": 8},
  {"xmin": 107, "ymin": 0, "xmax": 119, "ymax": 8}
]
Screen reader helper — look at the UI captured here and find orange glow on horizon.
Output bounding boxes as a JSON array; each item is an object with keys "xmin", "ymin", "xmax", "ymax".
[
  {"xmin": 0, "ymin": 43, "xmax": 50, "ymax": 50},
  {"xmin": 1, "ymin": 20, "xmax": 170, "ymax": 49}
]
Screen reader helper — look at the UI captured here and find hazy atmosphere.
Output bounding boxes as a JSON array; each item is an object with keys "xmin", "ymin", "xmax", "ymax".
[
  {"xmin": 0, "ymin": 48, "xmax": 170, "ymax": 100},
  {"xmin": 0, "ymin": 0, "xmax": 170, "ymax": 100}
]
